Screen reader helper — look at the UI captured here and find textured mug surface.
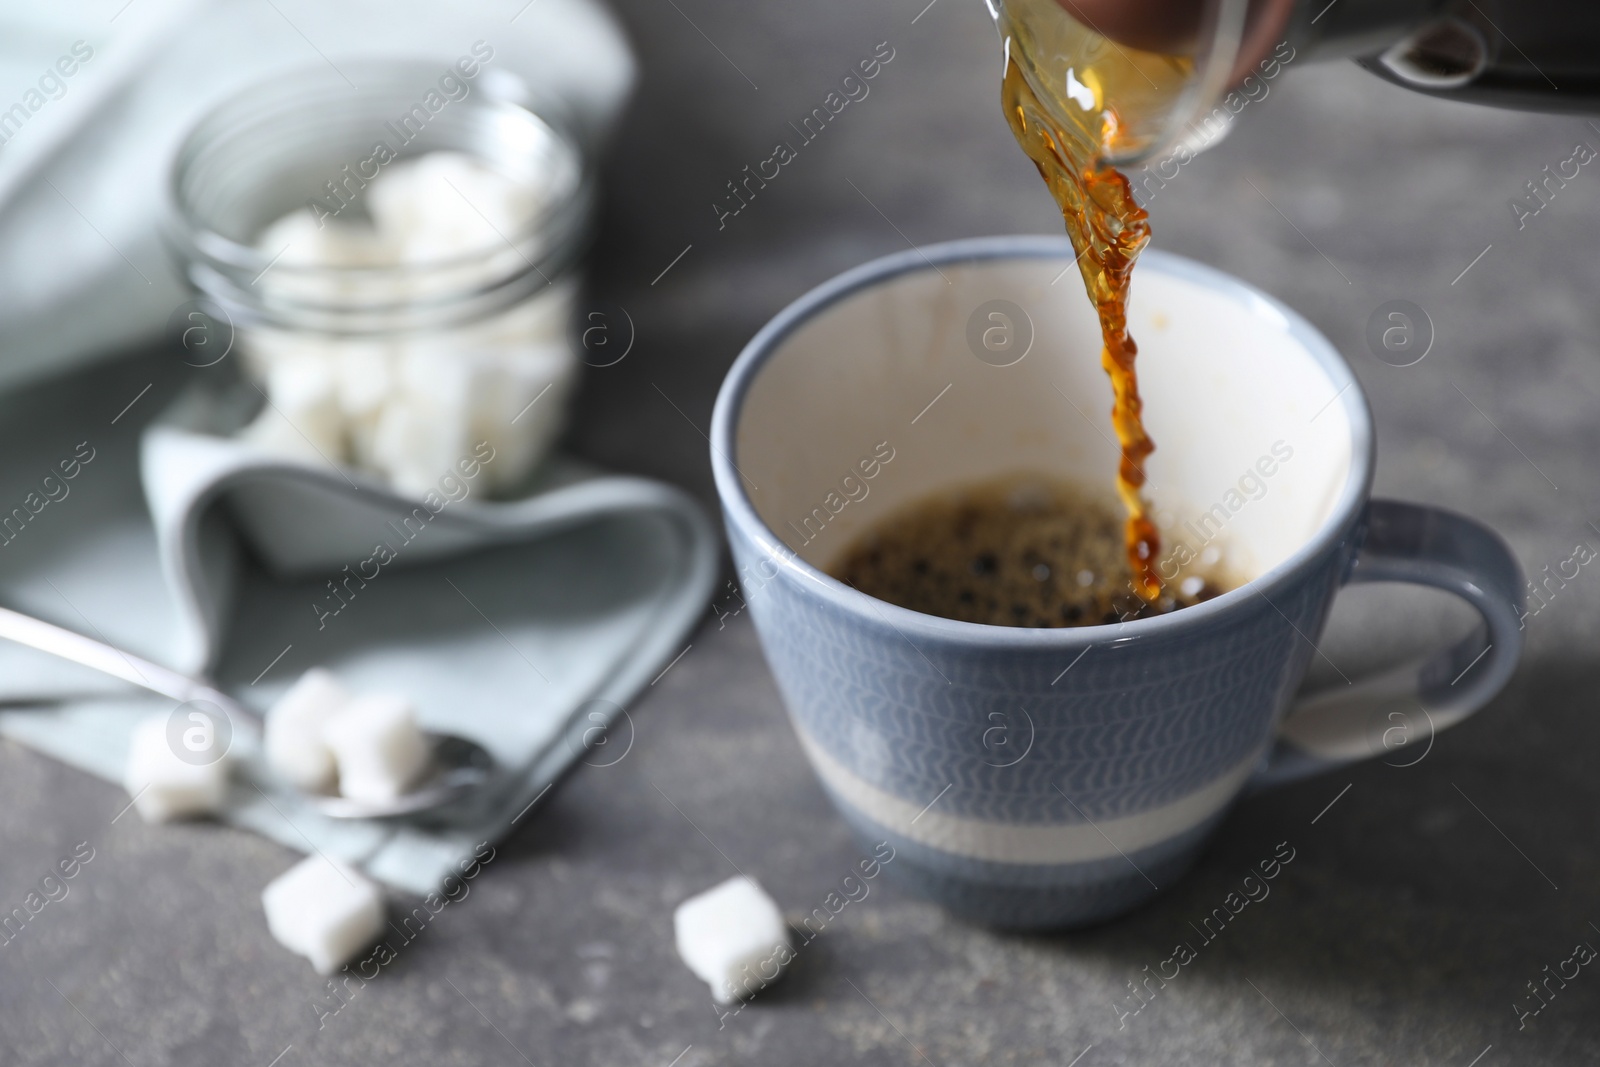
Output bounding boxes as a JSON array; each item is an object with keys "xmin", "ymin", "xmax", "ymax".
[{"xmin": 709, "ymin": 237, "xmax": 1522, "ymax": 928}]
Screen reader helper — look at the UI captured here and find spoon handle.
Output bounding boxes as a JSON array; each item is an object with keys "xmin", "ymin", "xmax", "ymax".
[{"xmin": 0, "ymin": 604, "xmax": 257, "ymax": 723}]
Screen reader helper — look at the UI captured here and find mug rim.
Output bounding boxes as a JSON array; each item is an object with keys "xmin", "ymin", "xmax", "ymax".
[{"xmin": 709, "ymin": 235, "xmax": 1376, "ymax": 648}]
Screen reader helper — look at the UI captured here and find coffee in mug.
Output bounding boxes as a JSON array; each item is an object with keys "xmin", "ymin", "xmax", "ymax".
[{"xmin": 831, "ymin": 475, "xmax": 1231, "ymax": 628}]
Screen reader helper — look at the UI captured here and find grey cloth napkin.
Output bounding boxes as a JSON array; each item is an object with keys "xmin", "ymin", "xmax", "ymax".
[{"xmin": 0, "ymin": 367, "xmax": 717, "ymax": 895}]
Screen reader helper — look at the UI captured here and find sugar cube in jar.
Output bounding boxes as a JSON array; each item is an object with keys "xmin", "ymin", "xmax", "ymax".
[{"xmin": 221, "ymin": 134, "xmax": 583, "ymax": 498}]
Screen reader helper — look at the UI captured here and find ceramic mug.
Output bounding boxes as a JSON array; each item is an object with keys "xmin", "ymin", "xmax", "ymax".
[{"xmin": 709, "ymin": 236, "xmax": 1524, "ymax": 929}]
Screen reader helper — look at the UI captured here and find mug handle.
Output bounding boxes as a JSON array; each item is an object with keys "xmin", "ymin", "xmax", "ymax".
[{"xmin": 1249, "ymin": 499, "xmax": 1525, "ymax": 790}]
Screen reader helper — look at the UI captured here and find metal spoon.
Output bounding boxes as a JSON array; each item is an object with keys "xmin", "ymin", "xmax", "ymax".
[{"xmin": 0, "ymin": 604, "xmax": 494, "ymax": 819}]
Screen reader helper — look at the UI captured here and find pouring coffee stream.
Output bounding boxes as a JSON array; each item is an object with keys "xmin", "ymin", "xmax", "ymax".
[
  {"xmin": 995, "ymin": 0, "xmax": 1201, "ymax": 603},
  {"xmin": 1001, "ymin": 55, "xmax": 1161, "ymax": 600}
]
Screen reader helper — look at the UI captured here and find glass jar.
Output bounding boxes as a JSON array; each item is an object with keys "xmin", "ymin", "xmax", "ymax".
[{"xmin": 167, "ymin": 60, "xmax": 592, "ymax": 498}]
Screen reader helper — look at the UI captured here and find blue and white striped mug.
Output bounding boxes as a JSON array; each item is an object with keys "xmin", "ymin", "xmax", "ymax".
[{"xmin": 710, "ymin": 237, "xmax": 1523, "ymax": 929}]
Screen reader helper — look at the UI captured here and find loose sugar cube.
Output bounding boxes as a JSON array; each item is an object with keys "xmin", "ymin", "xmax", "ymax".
[
  {"xmin": 264, "ymin": 668, "xmax": 349, "ymax": 793},
  {"xmin": 261, "ymin": 856, "xmax": 385, "ymax": 974},
  {"xmin": 673, "ymin": 876, "xmax": 791, "ymax": 1003},
  {"xmin": 324, "ymin": 693, "xmax": 431, "ymax": 803},
  {"xmin": 122, "ymin": 714, "xmax": 231, "ymax": 823}
]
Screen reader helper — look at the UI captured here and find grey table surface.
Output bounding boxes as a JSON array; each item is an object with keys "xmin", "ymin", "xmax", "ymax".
[{"xmin": 3, "ymin": 0, "xmax": 1600, "ymax": 1064}]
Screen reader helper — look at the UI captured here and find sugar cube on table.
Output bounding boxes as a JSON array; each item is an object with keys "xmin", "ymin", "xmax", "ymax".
[
  {"xmin": 323, "ymin": 693, "xmax": 431, "ymax": 803},
  {"xmin": 122, "ymin": 714, "xmax": 231, "ymax": 823},
  {"xmin": 673, "ymin": 876, "xmax": 792, "ymax": 1003},
  {"xmin": 261, "ymin": 856, "xmax": 385, "ymax": 974},
  {"xmin": 263, "ymin": 668, "xmax": 349, "ymax": 793}
]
